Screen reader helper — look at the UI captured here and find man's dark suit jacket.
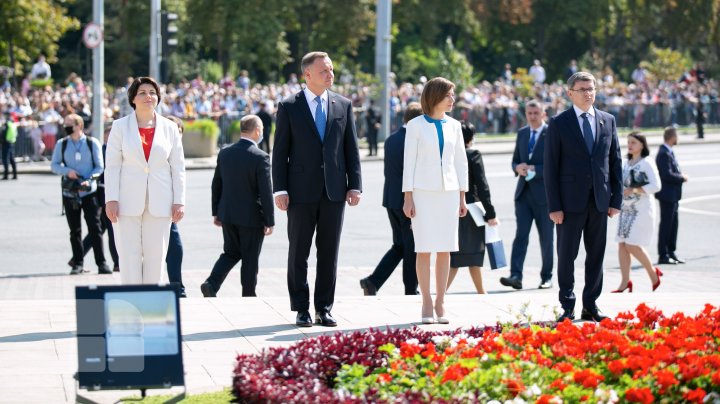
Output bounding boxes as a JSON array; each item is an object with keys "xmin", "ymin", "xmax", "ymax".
[
  {"xmin": 544, "ymin": 107, "xmax": 622, "ymax": 213},
  {"xmin": 212, "ymin": 139, "xmax": 274, "ymax": 228},
  {"xmin": 382, "ymin": 127, "xmax": 405, "ymax": 210},
  {"xmin": 272, "ymin": 90, "xmax": 362, "ymax": 202},
  {"xmin": 512, "ymin": 125, "xmax": 548, "ymax": 204},
  {"xmin": 655, "ymin": 145, "xmax": 683, "ymax": 203}
]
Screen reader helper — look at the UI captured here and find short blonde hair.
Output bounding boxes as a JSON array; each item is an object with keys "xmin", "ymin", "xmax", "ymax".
[{"xmin": 65, "ymin": 113, "xmax": 84, "ymax": 129}]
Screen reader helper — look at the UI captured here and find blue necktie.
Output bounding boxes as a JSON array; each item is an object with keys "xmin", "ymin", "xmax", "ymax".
[
  {"xmin": 581, "ymin": 112, "xmax": 594, "ymax": 153},
  {"xmin": 314, "ymin": 96, "xmax": 326, "ymax": 142},
  {"xmin": 528, "ymin": 129, "xmax": 536, "ymax": 155}
]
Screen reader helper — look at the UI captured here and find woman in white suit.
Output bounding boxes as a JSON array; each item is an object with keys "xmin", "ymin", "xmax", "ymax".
[
  {"xmin": 105, "ymin": 77, "xmax": 186, "ymax": 284},
  {"xmin": 403, "ymin": 77, "xmax": 468, "ymax": 324}
]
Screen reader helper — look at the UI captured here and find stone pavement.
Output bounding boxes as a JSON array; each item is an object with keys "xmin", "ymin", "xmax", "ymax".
[{"xmin": 1, "ymin": 267, "xmax": 718, "ymax": 403}]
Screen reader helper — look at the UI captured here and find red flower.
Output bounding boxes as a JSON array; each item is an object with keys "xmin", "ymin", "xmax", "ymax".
[
  {"xmin": 607, "ymin": 359, "xmax": 627, "ymax": 375},
  {"xmin": 573, "ymin": 369, "xmax": 605, "ymax": 389},
  {"xmin": 552, "ymin": 362, "xmax": 574, "ymax": 373},
  {"xmin": 652, "ymin": 369, "xmax": 678, "ymax": 394},
  {"xmin": 536, "ymin": 395, "xmax": 561, "ymax": 404},
  {"xmin": 377, "ymin": 373, "xmax": 392, "ymax": 383},
  {"xmin": 399, "ymin": 342, "xmax": 422, "ymax": 358},
  {"xmin": 441, "ymin": 364, "xmax": 469, "ymax": 383},
  {"xmin": 503, "ymin": 378, "xmax": 526, "ymax": 397},
  {"xmin": 712, "ymin": 370, "xmax": 720, "ymax": 386},
  {"xmin": 624, "ymin": 387, "xmax": 655, "ymax": 404},
  {"xmin": 683, "ymin": 388, "xmax": 706, "ymax": 404},
  {"xmin": 549, "ymin": 378, "xmax": 567, "ymax": 391}
]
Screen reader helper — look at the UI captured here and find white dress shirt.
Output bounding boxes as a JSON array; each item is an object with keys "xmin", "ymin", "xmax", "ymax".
[
  {"xmin": 573, "ymin": 105, "xmax": 596, "ymax": 141},
  {"xmin": 303, "ymin": 87, "xmax": 328, "ymax": 122}
]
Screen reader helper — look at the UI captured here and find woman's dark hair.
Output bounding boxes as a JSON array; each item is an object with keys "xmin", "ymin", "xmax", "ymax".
[
  {"xmin": 461, "ymin": 121, "xmax": 475, "ymax": 146},
  {"xmin": 420, "ymin": 77, "xmax": 454, "ymax": 115},
  {"xmin": 127, "ymin": 77, "xmax": 161, "ymax": 110},
  {"xmin": 627, "ymin": 131, "xmax": 649, "ymax": 159}
]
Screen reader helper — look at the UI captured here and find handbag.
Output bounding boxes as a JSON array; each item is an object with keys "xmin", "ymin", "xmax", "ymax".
[
  {"xmin": 629, "ymin": 169, "xmax": 649, "ymax": 188},
  {"xmin": 485, "ymin": 225, "xmax": 507, "ymax": 270}
]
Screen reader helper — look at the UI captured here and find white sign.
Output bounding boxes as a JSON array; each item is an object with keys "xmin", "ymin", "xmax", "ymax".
[{"xmin": 82, "ymin": 23, "xmax": 103, "ymax": 49}]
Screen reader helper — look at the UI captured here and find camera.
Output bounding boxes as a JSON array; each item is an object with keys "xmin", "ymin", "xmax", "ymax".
[{"xmin": 62, "ymin": 177, "xmax": 92, "ymax": 194}]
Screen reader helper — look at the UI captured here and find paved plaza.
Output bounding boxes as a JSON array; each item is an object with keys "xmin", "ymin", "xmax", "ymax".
[{"xmin": 1, "ymin": 131, "xmax": 719, "ymax": 402}]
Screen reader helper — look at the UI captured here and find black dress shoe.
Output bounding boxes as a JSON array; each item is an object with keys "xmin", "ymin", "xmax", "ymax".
[
  {"xmin": 359, "ymin": 277, "xmax": 378, "ymax": 296},
  {"xmin": 200, "ymin": 282, "xmax": 216, "ymax": 297},
  {"xmin": 557, "ymin": 309, "xmax": 575, "ymax": 322},
  {"xmin": 179, "ymin": 290, "xmax": 187, "ymax": 298},
  {"xmin": 538, "ymin": 280, "xmax": 553, "ymax": 289},
  {"xmin": 500, "ymin": 276, "xmax": 523, "ymax": 290},
  {"xmin": 669, "ymin": 254, "xmax": 686, "ymax": 264},
  {"xmin": 98, "ymin": 264, "xmax": 113, "ymax": 274},
  {"xmin": 581, "ymin": 307, "xmax": 609, "ymax": 322},
  {"xmin": 657, "ymin": 257, "xmax": 678, "ymax": 265},
  {"xmin": 315, "ymin": 311, "xmax": 337, "ymax": 327},
  {"xmin": 69, "ymin": 265, "xmax": 87, "ymax": 275},
  {"xmin": 295, "ymin": 311, "xmax": 312, "ymax": 327}
]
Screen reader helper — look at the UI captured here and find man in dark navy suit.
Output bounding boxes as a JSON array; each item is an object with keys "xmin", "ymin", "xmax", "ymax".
[
  {"xmin": 359, "ymin": 102, "xmax": 423, "ymax": 296},
  {"xmin": 501, "ymin": 100, "xmax": 554, "ymax": 290},
  {"xmin": 272, "ymin": 52, "xmax": 362, "ymax": 327},
  {"xmin": 202, "ymin": 115, "xmax": 274, "ymax": 297},
  {"xmin": 655, "ymin": 126, "xmax": 688, "ymax": 265},
  {"xmin": 544, "ymin": 72, "xmax": 622, "ymax": 323}
]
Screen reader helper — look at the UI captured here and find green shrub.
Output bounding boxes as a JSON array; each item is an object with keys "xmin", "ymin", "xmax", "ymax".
[
  {"xmin": 30, "ymin": 78, "xmax": 53, "ymax": 88},
  {"xmin": 185, "ymin": 119, "xmax": 219, "ymax": 139}
]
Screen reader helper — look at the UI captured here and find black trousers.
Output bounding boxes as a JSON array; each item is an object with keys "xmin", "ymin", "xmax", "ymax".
[
  {"xmin": 81, "ymin": 195, "xmax": 119, "ymax": 267},
  {"xmin": 63, "ymin": 194, "xmax": 106, "ymax": 268},
  {"xmin": 367, "ymin": 130, "xmax": 378, "ymax": 156},
  {"xmin": 2, "ymin": 141, "xmax": 16, "ymax": 179},
  {"xmin": 287, "ymin": 194, "xmax": 345, "ymax": 313},
  {"xmin": 206, "ymin": 223, "xmax": 264, "ymax": 296},
  {"xmin": 509, "ymin": 188, "xmax": 554, "ymax": 282},
  {"xmin": 166, "ymin": 222, "xmax": 184, "ymax": 291},
  {"xmin": 556, "ymin": 193, "xmax": 607, "ymax": 312},
  {"xmin": 657, "ymin": 200, "xmax": 679, "ymax": 259},
  {"xmin": 368, "ymin": 208, "xmax": 417, "ymax": 294}
]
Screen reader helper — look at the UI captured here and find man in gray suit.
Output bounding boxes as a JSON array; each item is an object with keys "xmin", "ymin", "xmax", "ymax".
[{"xmin": 501, "ymin": 100, "xmax": 554, "ymax": 290}]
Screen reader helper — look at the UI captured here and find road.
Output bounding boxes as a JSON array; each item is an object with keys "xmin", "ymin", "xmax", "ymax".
[{"xmin": 1, "ymin": 140, "xmax": 719, "ymax": 296}]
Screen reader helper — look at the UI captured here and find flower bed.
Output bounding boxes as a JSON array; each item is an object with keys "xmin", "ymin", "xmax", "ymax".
[{"xmin": 233, "ymin": 304, "xmax": 720, "ymax": 403}]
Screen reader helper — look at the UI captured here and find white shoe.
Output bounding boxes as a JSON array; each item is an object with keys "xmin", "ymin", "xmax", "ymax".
[
  {"xmin": 421, "ymin": 316, "xmax": 435, "ymax": 324},
  {"xmin": 436, "ymin": 316, "xmax": 449, "ymax": 324}
]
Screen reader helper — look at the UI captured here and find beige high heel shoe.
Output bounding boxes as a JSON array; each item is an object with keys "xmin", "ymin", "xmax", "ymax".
[{"xmin": 435, "ymin": 302, "xmax": 449, "ymax": 324}]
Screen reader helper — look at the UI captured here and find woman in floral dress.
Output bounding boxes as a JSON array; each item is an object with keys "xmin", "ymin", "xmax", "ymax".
[{"xmin": 613, "ymin": 132, "xmax": 662, "ymax": 292}]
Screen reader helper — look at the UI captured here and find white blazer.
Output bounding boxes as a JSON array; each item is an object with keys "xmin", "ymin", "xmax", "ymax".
[
  {"xmin": 402, "ymin": 115, "xmax": 469, "ymax": 192},
  {"xmin": 105, "ymin": 112, "xmax": 186, "ymax": 217}
]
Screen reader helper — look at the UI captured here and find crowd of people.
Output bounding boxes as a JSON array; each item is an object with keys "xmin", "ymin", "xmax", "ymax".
[
  {"xmin": 0, "ymin": 53, "xmax": 700, "ymax": 326},
  {"xmin": 1, "ymin": 57, "xmax": 717, "ymax": 171}
]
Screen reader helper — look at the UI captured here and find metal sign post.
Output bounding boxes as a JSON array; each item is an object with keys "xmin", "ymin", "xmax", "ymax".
[{"xmin": 87, "ymin": 0, "xmax": 104, "ymax": 141}]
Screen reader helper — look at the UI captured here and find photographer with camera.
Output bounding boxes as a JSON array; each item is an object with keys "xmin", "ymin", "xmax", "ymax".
[{"xmin": 51, "ymin": 114, "xmax": 111, "ymax": 275}]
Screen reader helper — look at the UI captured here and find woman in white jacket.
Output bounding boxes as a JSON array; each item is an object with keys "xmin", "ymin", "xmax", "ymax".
[
  {"xmin": 403, "ymin": 77, "xmax": 468, "ymax": 324},
  {"xmin": 105, "ymin": 77, "xmax": 186, "ymax": 284},
  {"xmin": 613, "ymin": 132, "xmax": 662, "ymax": 293}
]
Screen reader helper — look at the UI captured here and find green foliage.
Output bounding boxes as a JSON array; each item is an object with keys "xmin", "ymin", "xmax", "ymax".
[
  {"xmin": 185, "ymin": 119, "xmax": 220, "ymax": 139},
  {"xmin": 29, "ymin": 78, "xmax": 53, "ymax": 88},
  {"xmin": 197, "ymin": 60, "xmax": 224, "ymax": 83},
  {"xmin": 640, "ymin": 44, "xmax": 692, "ymax": 83},
  {"xmin": 0, "ymin": 0, "xmax": 80, "ymax": 74},
  {"xmin": 121, "ymin": 388, "xmax": 233, "ymax": 403},
  {"xmin": 395, "ymin": 38, "xmax": 475, "ymax": 92}
]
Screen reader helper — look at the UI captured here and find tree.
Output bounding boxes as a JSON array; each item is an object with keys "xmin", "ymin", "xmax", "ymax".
[{"xmin": 0, "ymin": 0, "xmax": 79, "ymax": 79}]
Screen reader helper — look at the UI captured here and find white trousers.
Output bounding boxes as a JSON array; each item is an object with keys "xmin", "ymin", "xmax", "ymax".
[{"xmin": 114, "ymin": 208, "xmax": 171, "ymax": 285}]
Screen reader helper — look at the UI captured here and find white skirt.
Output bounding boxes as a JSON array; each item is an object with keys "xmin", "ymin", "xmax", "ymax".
[{"xmin": 412, "ymin": 189, "xmax": 460, "ymax": 252}]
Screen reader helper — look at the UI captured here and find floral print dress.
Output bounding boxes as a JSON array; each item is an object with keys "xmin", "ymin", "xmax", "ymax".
[{"xmin": 616, "ymin": 157, "xmax": 661, "ymax": 247}]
